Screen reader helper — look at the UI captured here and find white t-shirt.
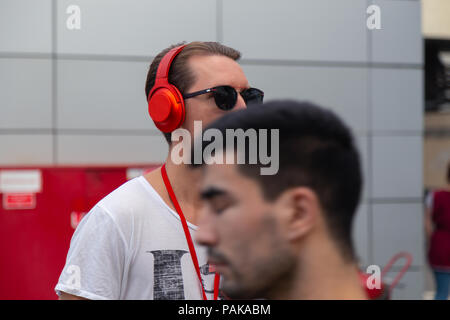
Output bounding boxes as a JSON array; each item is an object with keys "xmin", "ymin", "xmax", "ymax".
[{"xmin": 55, "ymin": 176, "xmax": 217, "ymax": 300}]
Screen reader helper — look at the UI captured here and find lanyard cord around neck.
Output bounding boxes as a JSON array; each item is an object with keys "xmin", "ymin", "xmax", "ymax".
[{"xmin": 160, "ymin": 164, "xmax": 220, "ymax": 300}]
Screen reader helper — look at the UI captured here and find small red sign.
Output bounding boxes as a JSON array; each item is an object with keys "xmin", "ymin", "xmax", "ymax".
[
  {"xmin": 70, "ymin": 211, "xmax": 87, "ymax": 229},
  {"xmin": 3, "ymin": 193, "xmax": 36, "ymax": 210}
]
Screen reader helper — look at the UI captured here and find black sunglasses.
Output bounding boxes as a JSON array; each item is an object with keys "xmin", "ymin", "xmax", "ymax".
[{"xmin": 182, "ymin": 85, "xmax": 264, "ymax": 110}]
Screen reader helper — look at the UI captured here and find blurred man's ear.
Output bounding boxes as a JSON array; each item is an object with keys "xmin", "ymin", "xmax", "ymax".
[{"xmin": 277, "ymin": 187, "xmax": 321, "ymax": 242}]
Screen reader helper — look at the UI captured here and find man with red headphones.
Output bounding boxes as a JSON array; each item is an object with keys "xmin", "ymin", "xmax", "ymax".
[{"xmin": 55, "ymin": 41, "xmax": 263, "ymax": 300}]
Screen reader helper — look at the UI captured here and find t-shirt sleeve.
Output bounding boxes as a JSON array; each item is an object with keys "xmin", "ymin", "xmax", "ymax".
[{"xmin": 55, "ymin": 204, "xmax": 128, "ymax": 300}]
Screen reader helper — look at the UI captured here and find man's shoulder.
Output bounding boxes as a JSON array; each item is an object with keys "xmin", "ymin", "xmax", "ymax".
[{"xmin": 96, "ymin": 176, "xmax": 163, "ymax": 221}]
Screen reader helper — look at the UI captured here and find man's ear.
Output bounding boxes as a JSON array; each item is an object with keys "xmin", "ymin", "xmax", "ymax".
[{"xmin": 278, "ymin": 187, "xmax": 321, "ymax": 242}]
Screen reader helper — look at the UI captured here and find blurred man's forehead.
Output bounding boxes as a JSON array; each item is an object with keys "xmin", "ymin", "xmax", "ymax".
[
  {"xmin": 202, "ymin": 162, "xmax": 239, "ymax": 185},
  {"xmin": 201, "ymin": 162, "xmax": 266, "ymax": 201}
]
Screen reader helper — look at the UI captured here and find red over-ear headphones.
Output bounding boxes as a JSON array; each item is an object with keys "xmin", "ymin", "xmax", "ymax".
[{"xmin": 147, "ymin": 45, "xmax": 187, "ymax": 133}]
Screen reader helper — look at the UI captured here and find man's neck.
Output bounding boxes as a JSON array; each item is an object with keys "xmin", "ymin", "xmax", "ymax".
[
  {"xmin": 294, "ymin": 263, "xmax": 367, "ymax": 300},
  {"xmin": 270, "ymin": 238, "xmax": 368, "ymax": 300},
  {"xmin": 144, "ymin": 155, "xmax": 202, "ymax": 225}
]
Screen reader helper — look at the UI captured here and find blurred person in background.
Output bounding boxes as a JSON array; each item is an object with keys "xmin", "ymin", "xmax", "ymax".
[
  {"xmin": 194, "ymin": 100, "xmax": 368, "ymax": 300},
  {"xmin": 425, "ymin": 160, "xmax": 450, "ymax": 300}
]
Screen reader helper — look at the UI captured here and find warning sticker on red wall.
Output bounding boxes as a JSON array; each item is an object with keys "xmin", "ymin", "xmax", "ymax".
[
  {"xmin": 0, "ymin": 170, "xmax": 42, "ymax": 193},
  {"xmin": 2, "ymin": 193, "xmax": 36, "ymax": 210}
]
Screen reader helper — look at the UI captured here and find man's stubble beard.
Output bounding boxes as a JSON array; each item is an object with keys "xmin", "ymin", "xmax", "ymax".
[{"xmin": 221, "ymin": 212, "xmax": 297, "ymax": 300}]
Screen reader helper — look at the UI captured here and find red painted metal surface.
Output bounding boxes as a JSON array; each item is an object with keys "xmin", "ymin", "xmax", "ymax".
[{"xmin": 0, "ymin": 166, "xmax": 156, "ymax": 300}]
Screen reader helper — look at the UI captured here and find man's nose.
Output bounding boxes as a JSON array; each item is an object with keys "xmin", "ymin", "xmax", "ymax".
[
  {"xmin": 233, "ymin": 93, "xmax": 247, "ymax": 111},
  {"xmin": 195, "ymin": 214, "xmax": 218, "ymax": 247}
]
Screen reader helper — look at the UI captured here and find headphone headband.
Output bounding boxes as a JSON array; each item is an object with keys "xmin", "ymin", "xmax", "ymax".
[{"xmin": 155, "ymin": 44, "xmax": 187, "ymax": 81}]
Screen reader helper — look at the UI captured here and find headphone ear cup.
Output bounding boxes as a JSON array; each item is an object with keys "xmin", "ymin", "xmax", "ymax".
[{"xmin": 148, "ymin": 84, "xmax": 185, "ymax": 133}]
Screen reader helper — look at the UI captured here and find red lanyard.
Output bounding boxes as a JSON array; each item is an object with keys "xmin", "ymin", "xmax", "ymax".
[{"xmin": 161, "ymin": 164, "xmax": 220, "ymax": 300}]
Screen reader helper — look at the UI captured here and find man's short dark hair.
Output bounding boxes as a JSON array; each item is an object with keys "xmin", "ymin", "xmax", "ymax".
[{"xmin": 194, "ymin": 100, "xmax": 363, "ymax": 262}]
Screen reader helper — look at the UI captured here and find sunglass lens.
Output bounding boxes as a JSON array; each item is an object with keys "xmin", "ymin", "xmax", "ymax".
[
  {"xmin": 242, "ymin": 88, "xmax": 264, "ymax": 105},
  {"xmin": 212, "ymin": 86, "xmax": 237, "ymax": 110}
]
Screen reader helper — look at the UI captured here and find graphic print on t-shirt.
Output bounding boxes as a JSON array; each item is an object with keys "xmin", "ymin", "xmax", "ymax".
[
  {"xmin": 149, "ymin": 250, "xmax": 217, "ymax": 299},
  {"xmin": 200, "ymin": 263, "xmax": 216, "ymax": 294},
  {"xmin": 149, "ymin": 250, "xmax": 188, "ymax": 300}
]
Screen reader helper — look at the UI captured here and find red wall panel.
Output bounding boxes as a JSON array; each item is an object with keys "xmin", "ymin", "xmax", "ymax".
[{"xmin": 0, "ymin": 166, "xmax": 156, "ymax": 300}]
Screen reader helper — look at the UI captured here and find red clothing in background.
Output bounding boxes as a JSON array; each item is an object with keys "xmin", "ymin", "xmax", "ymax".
[{"xmin": 429, "ymin": 190, "xmax": 450, "ymax": 271}]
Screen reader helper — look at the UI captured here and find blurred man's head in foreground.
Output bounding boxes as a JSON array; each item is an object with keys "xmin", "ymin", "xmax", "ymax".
[{"xmin": 193, "ymin": 100, "xmax": 365, "ymax": 299}]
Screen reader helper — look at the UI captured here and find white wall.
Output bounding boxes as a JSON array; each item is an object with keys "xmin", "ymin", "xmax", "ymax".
[{"xmin": 0, "ymin": 0, "xmax": 424, "ymax": 299}]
